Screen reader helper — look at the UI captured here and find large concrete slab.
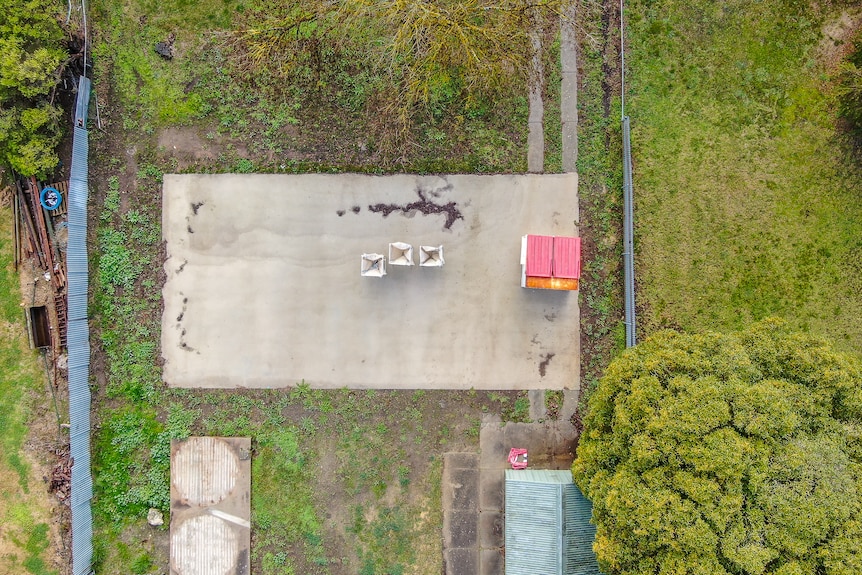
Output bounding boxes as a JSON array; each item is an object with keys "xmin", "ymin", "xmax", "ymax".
[{"xmin": 162, "ymin": 174, "xmax": 579, "ymax": 389}]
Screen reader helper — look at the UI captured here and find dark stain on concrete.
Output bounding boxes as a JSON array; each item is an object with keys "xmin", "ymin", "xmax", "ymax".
[
  {"xmin": 538, "ymin": 352, "xmax": 555, "ymax": 377},
  {"xmin": 368, "ymin": 186, "xmax": 464, "ymax": 230}
]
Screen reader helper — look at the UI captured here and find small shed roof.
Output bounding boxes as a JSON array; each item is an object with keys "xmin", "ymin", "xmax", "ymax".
[{"xmin": 505, "ymin": 469, "xmax": 602, "ymax": 575}]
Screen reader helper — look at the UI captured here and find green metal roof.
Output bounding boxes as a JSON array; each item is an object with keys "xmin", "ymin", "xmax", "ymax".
[{"xmin": 505, "ymin": 469, "xmax": 602, "ymax": 575}]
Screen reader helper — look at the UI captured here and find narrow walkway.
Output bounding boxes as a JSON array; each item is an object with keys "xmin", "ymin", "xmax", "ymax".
[
  {"xmin": 527, "ymin": 1, "xmax": 579, "ymax": 173},
  {"xmin": 561, "ymin": 1, "xmax": 579, "ymax": 172},
  {"xmin": 527, "ymin": 10, "xmax": 545, "ymax": 173}
]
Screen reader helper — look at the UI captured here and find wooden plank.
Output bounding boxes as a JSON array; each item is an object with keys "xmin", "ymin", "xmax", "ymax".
[
  {"xmin": 29, "ymin": 177, "xmax": 57, "ymax": 288},
  {"xmin": 17, "ymin": 181, "xmax": 45, "ymax": 268},
  {"xmin": 12, "ymin": 189, "xmax": 20, "ymax": 272}
]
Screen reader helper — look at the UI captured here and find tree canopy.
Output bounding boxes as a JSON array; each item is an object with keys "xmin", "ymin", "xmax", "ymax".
[
  {"xmin": 573, "ymin": 320, "xmax": 862, "ymax": 575},
  {"xmin": 0, "ymin": 0, "xmax": 65, "ymax": 178}
]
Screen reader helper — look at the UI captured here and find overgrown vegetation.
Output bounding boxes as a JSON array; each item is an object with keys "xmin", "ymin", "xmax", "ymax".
[
  {"xmin": 838, "ymin": 28, "xmax": 862, "ymax": 140},
  {"xmin": 0, "ymin": 209, "xmax": 58, "ymax": 574},
  {"xmin": 575, "ymin": 0, "xmax": 626, "ymax": 400},
  {"xmin": 574, "ymin": 320, "xmax": 862, "ymax": 575},
  {"xmin": 0, "ymin": 0, "xmax": 66, "ymax": 178},
  {"xmin": 629, "ymin": 0, "xmax": 862, "ymax": 350},
  {"xmin": 82, "ymin": 0, "xmax": 613, "ymax": 572},
  {"xmin": 89, "ymin": 0, "xmax": 532, "ymax": 172}
]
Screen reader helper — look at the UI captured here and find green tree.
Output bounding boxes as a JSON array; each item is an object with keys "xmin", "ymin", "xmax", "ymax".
[
  {"xmin": 0, "ymin": 0, "xmax": 65, "ymax": 178},
  {"xmin": 573, "ymin": 320, "xmax": 862, "ymax": 575}
]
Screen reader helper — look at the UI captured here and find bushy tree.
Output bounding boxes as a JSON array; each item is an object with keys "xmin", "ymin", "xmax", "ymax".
[
  {"xmin": 0, "ymin": 0, "xmax": 65, "ymax": 178},
  {"xmin": 573, "ymin": 320, "xmax": 862, "ymax": 575}
]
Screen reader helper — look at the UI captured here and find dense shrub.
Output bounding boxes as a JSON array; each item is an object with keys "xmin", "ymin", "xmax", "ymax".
[
  {"xmin": 0, "ymin": 0, "xmax": 65, "ymax": 178},
  {"xmin": 574, "ymin": 320, "xmax": 862, "ymax": 575}
]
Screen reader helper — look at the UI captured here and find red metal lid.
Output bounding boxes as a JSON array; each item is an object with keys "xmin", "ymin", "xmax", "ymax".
[
  {"xmin": 553, "ymin": 236, "xmax": 581, "ymax": 279},
  {"xmin": 525, "ymin": 235, "xmax": 553, "ymax": 278}
]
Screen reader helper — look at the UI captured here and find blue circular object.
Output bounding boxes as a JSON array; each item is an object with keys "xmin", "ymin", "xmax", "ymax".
[{"xmin": 40, "ymin": 186, "xmax": 62, "ymax": 210}]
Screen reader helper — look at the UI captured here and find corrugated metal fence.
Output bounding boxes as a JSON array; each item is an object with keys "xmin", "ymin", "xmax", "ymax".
[{"xmin": 68, "ymin": 75, "xmax": 94, "ymax": 575}]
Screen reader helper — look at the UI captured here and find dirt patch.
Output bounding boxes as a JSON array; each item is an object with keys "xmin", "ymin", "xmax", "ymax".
[
  {"xmin": 157, "ymin": 127, "xmax": 218, "ymax": 171},
  {"xmin": 816, "ymin": 9, "xmax": 862, "ymax": 73}
]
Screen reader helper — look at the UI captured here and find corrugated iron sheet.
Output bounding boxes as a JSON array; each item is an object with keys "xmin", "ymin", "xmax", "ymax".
[
  {"xmin": 526, "ymin": 234, "xmax": 554, "ymax": 277},
  {"xmin": 554, "ymin": 236, "xmax": 581, "ymax": 279},
  {"xmin": 564, "ymin": 485, "xmax": 602, "ymax": 575},
  {"xmin": 68, "ymin": 76, "xmax": 93, "ymax": 575},
  {"xmin": 505, "ymin": 470, "xmax": 603, "ymax": 575},
  {"xmin": 506, "ymin": 470, "xmax": 564, "ymax": 575},
  {"xmin": 75, "ymin": 77, "xmax": 91, "ymax": 127},
  {"xmin": 171, "ymin": 438, "xmax": 251, "ymax": 575}
]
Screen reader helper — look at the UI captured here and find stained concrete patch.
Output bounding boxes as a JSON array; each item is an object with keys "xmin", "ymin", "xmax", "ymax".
[
  {"xmin": 478, "ymin": 511, "xmax": 504, "ymax": 548},
  {"xmin": 161, "ymin": 174, "xmax": 579, "ymax": 389},
  {"xmin": 447, "ymin": 511, "xmax": 479, "ymax": 547},
  {"xmin": 449, "ymin": 468, "xmax": 479, "ymax": 511},
  {"xmin": 445, "ymin": 548, "xmax": 479, "ymax": 575}
]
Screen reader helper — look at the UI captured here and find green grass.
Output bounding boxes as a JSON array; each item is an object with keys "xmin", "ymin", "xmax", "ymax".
[
  {"xmin": 629, "ymin": 0, "xmax": 862, "ymax": 351},
  {"xmin": 0, "ymin": 210, "xmax": 57, "ymax": 574},
  {"xmin": 253, "ymin": 427, "xmax": 326, "ymax": 574}
]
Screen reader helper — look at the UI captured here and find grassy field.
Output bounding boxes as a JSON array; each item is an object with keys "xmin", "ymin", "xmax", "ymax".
[
  {"xmin": 0, "ymin": 209, "xmax": 58, "ymax": 575},
  {"xmin": 628, "ymin": 0, "xmax": 862, "ymax": 353}
]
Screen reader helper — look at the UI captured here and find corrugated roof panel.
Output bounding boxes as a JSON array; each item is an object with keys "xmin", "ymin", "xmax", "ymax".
[
  {"xmin": 70, "ymin": 127, "xmax": 88, "ymax": 170},
  {"xmin": 171, "ymin": 438, "xmax": 252, "ymax": 575},
  {"xmin": 507, "ymin": 469, "xmax": 574, "ymax": 484},
  {"xmin": 67, "ymin": 273, "xmax": 88, "ymax": 295},
  {"xmin": 563, "ymin": 485, "xmax": 602, "ymax": 575},
  {"xmin": 554, "ymin": 236, "xmax": 581, "ymax": 279},
  {"xmin": 506, "ymin": 476, "xmax": 564, "ymax": 575},
  {"xmin": 75, "ymin": 77, "xmax": 91, "ymax": 126},
  {"xmin": 526, "ymin": 235, "xmax": 554, "ymax": 277}
]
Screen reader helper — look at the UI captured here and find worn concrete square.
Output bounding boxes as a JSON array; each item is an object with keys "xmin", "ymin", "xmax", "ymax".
[{"xmin": 162, "ymin": 174, "xmax": 579, "ymax": 389}]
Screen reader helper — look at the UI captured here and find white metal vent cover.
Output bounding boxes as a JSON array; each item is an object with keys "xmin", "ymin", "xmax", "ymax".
[
  {"xmin": 173, "ymin": 437, "xmax": 239, "ymax": 506},
  {"xmin": 419, "ymin": 245, "xmax": 444, "ymax": 267},
  {"xmin": 171, "ymin": 437, "xmax": 251, "ymax": 575},
  {"xmin": 361, "ymin": 253, "xmax": 387, "ymax": 277}
]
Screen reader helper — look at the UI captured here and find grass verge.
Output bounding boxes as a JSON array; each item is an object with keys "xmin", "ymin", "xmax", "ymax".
[
  {"xmin": 629, "ymin": 0, "xmax": 862, "ymax": 352},
  {"xmin": 0, "ymin": 208, "xmax": 58, "ymax": 575}
]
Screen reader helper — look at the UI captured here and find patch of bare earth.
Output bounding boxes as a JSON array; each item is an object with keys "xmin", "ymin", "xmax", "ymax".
[{"xmin": 816, "ymin": 8, "xmax": 862, "ymax": 73}]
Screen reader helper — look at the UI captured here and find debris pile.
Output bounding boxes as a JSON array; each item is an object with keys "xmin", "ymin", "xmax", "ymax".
[{"xmin": 12, "ymin": 176, "xmax": 69, "ymax": 351}]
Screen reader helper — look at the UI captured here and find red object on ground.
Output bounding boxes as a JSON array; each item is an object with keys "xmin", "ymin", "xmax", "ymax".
[
  {"xmin": 553, "ymin": 236, "xmax": 581, "ymax": 279},
  {"xmin": 525, "ymin": 235, "xmax": 554, "ymax": 277},
  {"xmin": 508, "ymin": 448, "xmax": 528, "ymax": 470}
]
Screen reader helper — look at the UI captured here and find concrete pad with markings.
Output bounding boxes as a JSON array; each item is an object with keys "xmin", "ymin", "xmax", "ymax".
[{"xmin": 161, "ymin": 173, "xmax": 579, "ymax": 389}]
